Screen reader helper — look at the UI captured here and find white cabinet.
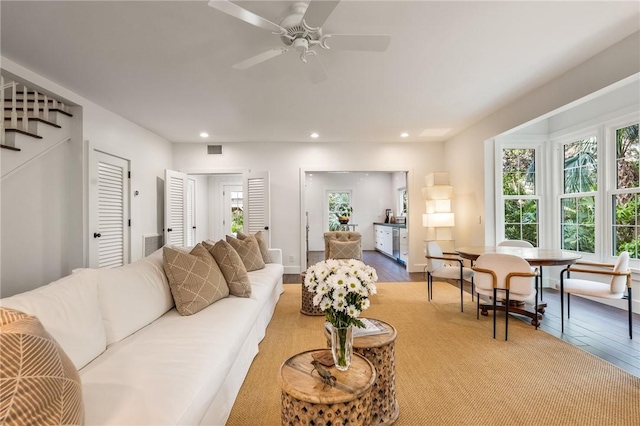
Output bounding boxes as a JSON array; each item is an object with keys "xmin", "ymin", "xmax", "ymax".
[
  {"xmin": 374, "ymin": 224, "xmax": 394, "ymax": 257},
  {"xmin": 399, "ymin": 228, "xmax": 408, "ymax": 264}
]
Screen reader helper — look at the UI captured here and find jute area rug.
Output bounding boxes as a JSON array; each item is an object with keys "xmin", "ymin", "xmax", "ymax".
[{"xmin": 226, "ymin": 281, "xmax": 640, "ymax": 425}]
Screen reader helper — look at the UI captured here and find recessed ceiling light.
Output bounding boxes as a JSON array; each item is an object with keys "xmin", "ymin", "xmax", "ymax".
[
  {"xmin": 200, "ymin": 132, "xmax": 209, "ymax": 138},
  {"xmin": 419, "ymin": 128, "xmax": 451, "ymax": 137},
  {"xmin": 310, "ymin": 132, "xmax": 319, "ymax": 139},
  {"xmin": 400, "ymin": 132, "xmax": 409, "ymax": 138}
]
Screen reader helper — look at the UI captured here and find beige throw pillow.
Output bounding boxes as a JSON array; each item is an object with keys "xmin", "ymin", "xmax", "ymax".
[
  {"xmin": 226, "ymin": 235, "xmax": 266, "ymax": 271},
  {"xmin": 329, "ymin": 240, "xmax": 362, "ymax": 260},
  {"xmin": 162, "ymin": 244, "xmax": 229, "ymax": 315},
  {"xmin": 237, "ymin": 231, "xmax": 272, "ymax": 263},
  {"xmin": 0, "ymin": 308, "xmax": 84, "ymax": 426},
  {"xmin": 203, "ymin": 240, "xmax": 252, "ymax": 298}
]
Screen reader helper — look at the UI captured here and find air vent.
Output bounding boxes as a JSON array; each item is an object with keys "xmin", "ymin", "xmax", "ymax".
[{"xmin": 207, "ymin": 145, "xmax": 222, "ymax": 155}]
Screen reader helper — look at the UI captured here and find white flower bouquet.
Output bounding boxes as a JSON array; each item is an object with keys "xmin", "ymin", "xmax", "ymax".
[{"xmin": 304, "ymin": 258, "xmax": 378, "ymax": 329}]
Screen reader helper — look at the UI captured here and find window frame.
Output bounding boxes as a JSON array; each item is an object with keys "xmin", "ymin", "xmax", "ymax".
[
  {"xmin": 495, "ymin": 141, "xmax": 543, "ymax": 247},
  {"xmin": 554, "ymin": 131, "xmax": 600, "ymax": 256}
]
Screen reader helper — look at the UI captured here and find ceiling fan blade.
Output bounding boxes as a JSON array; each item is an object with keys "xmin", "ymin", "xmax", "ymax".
[
  {"xmin": 302, "ymin": 0, "xmax": 340, "ymax": 29},
  {"xmin": 208, "ymin": 0, "xmax": 286, "ymax": 34},
  {"xmin": 232, "ymin": 48, "xmax": 288, "ymax": 70},
  {"xmin": 305, "ymin": 54, "xmax": 327, "ymax": 84},
  {"xmin": 324, "ymin": 34, "xmax": 391, "ymax": 52}
]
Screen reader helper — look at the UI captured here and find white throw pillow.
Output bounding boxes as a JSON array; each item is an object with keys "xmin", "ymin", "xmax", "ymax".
[
  {"xmin": 97, "ymin": 248, "xmax": 174, "ymax": 346},
  {"xmin": 0, "ymin": 268, "xmax": 106, "ymax": 370}
]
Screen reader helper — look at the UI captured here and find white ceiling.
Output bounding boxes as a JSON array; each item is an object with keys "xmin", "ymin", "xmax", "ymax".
[{"xmin": 1, "ymin": 1, "xmax": 639, "ymax": 144}]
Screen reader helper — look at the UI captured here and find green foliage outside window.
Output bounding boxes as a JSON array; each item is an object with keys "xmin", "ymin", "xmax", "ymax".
[
  {"xmin": 502, "ymin": 148, "xmax": 537, "ymax": 246},
  {"xmin": 328, "ymin": 192, "xmax": 351, "ymax": 231},
  {"xmin": 613, "ymin": 123, "xmax": 640, "ymax": 258},
  {"xmin": 560, "ymin": 138, "xmax": 597, "ymax": 254},
  {"xmin": 231, "ymin": 208, "xmax": 243, "ymax": 234}
]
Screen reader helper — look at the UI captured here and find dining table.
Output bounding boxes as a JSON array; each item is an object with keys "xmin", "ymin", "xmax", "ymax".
[{"xmin": 455, "ymin": 246, "xmax": 582, "ymax": 326}]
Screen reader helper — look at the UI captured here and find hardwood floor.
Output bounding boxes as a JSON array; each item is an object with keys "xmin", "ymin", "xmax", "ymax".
[{"xmin": 285, "ymin": 250, "xmax": 640, "ymax": 377}]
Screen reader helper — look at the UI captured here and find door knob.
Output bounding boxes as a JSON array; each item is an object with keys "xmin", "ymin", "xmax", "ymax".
[
  {"xmin": 93, "ymin": 232, "xmax": 101, "ymax": 238},
  {"xmin": 167, "ymin": 228, "xmax": 173, "ymax": 232}
]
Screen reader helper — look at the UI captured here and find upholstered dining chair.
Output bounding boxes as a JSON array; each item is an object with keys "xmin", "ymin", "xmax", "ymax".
[
  {"xmin": 472, "ymin": 253, "xmax": 539, "ymax": 340},
  {"xmin": 498, "ymin": 239, "xmax": 534, "ymax": 248},
  {"xmin": 424, "ymin": 241, "xmax": 474, "ymax": 312},
  {"xmin": 558, "ymin": 252, "xmax": 632, "ymax": 339},
  {"xmin": 323, "ymin": 231, "xmax": 362, "ymax": 260}
]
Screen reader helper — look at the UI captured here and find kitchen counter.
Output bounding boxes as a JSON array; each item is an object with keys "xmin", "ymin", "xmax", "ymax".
[{"xmin": 373, "ymin": 222, "xmax": 406, "ymax": 228}]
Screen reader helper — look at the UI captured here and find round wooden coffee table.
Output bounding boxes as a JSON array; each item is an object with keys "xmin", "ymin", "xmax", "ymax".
[
  {"xmin": 324, "ymin": 319, "xmax": 399, "ymax": 425},
  {"xmin": 278, "ymin": 349, "xmax": 376, "ymax": 426}
]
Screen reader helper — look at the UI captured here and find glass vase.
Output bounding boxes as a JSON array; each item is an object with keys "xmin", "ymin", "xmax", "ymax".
[{"xmin": 330, "ymin": 324, "xmax": 353, "ymax": 371}]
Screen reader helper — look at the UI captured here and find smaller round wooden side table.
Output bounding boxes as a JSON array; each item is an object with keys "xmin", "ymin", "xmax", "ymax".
[
  {"xmin": 300, "ymin": 272, "xmax": 324, "ymax": 316},
  {"xmin": 325, "ymin": 319, "xmax": 399, "ymax": 425},
  {"xmin": 278, "ymin": 349, "xmax": 376, "ymax": 426}
]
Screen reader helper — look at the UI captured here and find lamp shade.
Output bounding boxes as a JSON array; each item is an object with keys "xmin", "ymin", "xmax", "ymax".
[
  {"xmin": 421, "ymin": 185, "xmax": 454, "ymax": 200},
  {"xmin": 425, "ymin": 199, "xmax": 452, "ymax": 214},
  {"xmin": 422, "ymin": 212, "xmax": 455, "ymax": 227}
]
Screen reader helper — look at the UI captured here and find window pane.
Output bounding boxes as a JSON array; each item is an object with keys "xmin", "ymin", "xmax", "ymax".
[
  {"xmin": 563, "ymin": 137, "xmax": 597, "ymax": 194},
  {"xmin": 616, "ymin": 124, "xmax": 639, "ymax": 189},
  {"xmin": 562, "ymin": 198, "xmax": 576, "ymax": 223},
  {"xmin": 561, "ymin": 195, "xmax": 595, "ymax": 253},
  {"xmin": 504, "ymin": 199, "xmax": 521, "ymax": 223},
  {"xmin": 613, "ymin": 193, "xmax": 639, "ymax": 259}
]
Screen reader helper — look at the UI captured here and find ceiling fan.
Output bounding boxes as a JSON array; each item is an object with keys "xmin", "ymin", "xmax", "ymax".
[{"xmin": 207, "ymin": 0, "xmax": 391, "ymax": 83}]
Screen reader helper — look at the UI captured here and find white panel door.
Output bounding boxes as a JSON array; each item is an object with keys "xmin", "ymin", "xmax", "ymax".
[
  {"xmin": 164, "ymin": 169, "xmax": 188, "ymax": 247},
  {"xmin": 243, "ymin": 171, "xmax": 270, "ymax": 242},
  {"xmin": 89, "ymin": 151, "xmax": 130, "ymax": 268}
]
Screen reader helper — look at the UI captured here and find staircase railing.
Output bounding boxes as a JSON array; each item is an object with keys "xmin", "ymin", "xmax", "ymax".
[{"xmin": 1, "ymin": 75, "xmax": 71, "ymax": 147}]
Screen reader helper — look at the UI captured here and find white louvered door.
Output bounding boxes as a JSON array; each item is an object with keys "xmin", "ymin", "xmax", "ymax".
[
  {"xmin": 243, "ymin": 171, "xmax": 271, "ymax": 243},
  {"xmin": 89, "ymin": 151, "xmax": 130, "ymax": 268},
  {"xmin": 164, "ymin": 169, "xmax": 188, "ymax": 247}
]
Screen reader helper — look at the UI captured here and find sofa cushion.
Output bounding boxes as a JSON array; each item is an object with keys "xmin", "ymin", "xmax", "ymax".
[
  {"xmin": 0, "ymin": 308, "xmax": 84, "ymax": 425},
  {"xmin": 329, "ymin": 239, "xmax": 361, "ymax": 260},
  {"xmin": 226, "ymin": 235, "xmax": 265, "ymax": 271},
  {"xmin": 0, "ymin": 268, "xmax": 105, "ymax": 370},
  {"xmin": 238, "ymin": 231, "xmax": 272, "ymax": 263},
  {"xmin": 204, "ymin": 240, "xmax": 252, "ymax": 297},
  {"xmin": 163, "ymin": 244, "xmax": 230, "ymax": 316},
  {"xmin": 97, "ymin": 248, "xmax": 175, "ymax": 346}
]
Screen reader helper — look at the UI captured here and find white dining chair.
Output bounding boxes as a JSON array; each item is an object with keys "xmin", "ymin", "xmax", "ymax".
[
  {"xmin": 472, "ymin": 253, "xmax": 539, "ymax": 340},
  {"xmin": 497, "ymin": 240, "xmax": 534, "ymax": 248},
  {"xmin": 558, "ymin": 252, "xmax": 632, "ymax": 339},
  {"xmin": 425, "ymin": 241, "xmax": 474, "ymax": 312}
]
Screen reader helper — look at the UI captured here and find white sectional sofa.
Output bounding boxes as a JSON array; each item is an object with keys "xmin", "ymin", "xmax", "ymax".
[{"xmin": 0, "ymin": 247, "xmax": 284, "ymax": 425}]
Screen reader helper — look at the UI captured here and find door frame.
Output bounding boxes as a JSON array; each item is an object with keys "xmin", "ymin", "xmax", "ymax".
[{"xmin": 87, "ymin": 145, "xmax": 131, "ymax": 268}]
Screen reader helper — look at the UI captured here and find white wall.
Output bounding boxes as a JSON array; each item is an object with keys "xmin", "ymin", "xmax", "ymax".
[
  {"xmin": 304, "ymin": 172, "xmax": 396, "ymax": 251},
  {"xmin": 1, "ymin": 58, "xmax": 173, "ymax": 297},
  {"xmin": 173, "ymin": 141, "xmax": 445, "ymax": 274}
]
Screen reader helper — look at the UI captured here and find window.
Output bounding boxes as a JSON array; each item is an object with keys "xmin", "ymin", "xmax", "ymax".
[
  {"xmin": 398, "ymin": 187, "xmax": 407, "ymax": 216},
  {"xmin": 501, "ymin": 148, "xmax": 538, "ymax": 246},
  {"xmin": 560, "ymin": 137, "xmax": 597, "ymax": 253},
  {"xmin": 328, "ymin": 191, "xmax": 351, "ymax": 231},
  {"xmin": 612, "ymin": 123, "xmax": 640, "ymax": 258}
]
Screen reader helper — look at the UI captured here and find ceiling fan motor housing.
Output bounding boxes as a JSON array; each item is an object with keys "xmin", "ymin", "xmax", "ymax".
[{"xmin": 279, "ymin": 2, "xmax": 322, "ymax": 46}]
